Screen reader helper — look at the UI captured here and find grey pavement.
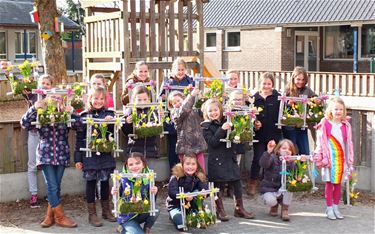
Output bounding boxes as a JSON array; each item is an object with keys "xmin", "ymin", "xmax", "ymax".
[{"xmin": 1, "ymin": 195, "xmax": 374, "ymax": 234}]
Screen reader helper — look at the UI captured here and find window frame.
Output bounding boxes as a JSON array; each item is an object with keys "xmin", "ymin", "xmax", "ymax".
[
  {"xmin": 204, "ymin": 32, "xmax": 217, "ymax": 51},
  {"xmin": 0, "ymin": 31, "xmax": 7, "ymax": 60},
  {"xmin": 361, "ymin": 24, "xmax": 375, "ymax": 58},
  {"xmin": 14, "ymin": 31, "xmax": 37, "ymax": 60},
  {"xmin": 225, "ymin": 30, "xmax": 241, "ymax": 51}
]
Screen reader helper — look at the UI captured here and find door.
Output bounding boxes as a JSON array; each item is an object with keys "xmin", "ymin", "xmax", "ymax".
[{"xmin": 295, "ymin": 32, "xmax": 319, "ymax": 71}]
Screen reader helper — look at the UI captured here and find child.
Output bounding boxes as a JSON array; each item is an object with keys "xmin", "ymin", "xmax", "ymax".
[
  {"xmin": 112, "ymin": 152, "xmax": 159, "ymax": 234},
  {"xmin": 122, "ymin": 86, "xmax": 161, "ymax": 166},
  {"xmin": 169, "ymin": 88, "xmax": 207, "ymax": 171},
  {"xmin": 90, "ymin": 73, "xmax": 114, "ymax": 110},
  {"xmin": 21, "ymin": 76, "xmax": 78, "ymax": 228},
  {"xmin": 161, "ymin": 57, "xmax": 195, "ymax": 169},
  {"xmin": 74, "ymin": 87, "xmax": 117, "ymax": 226},
  {"xmin": 283, "ymin": 66, "xmax": 317, "ymax": 154},
  {"xmin": 166, "ymin": 154, "xmax": 208, "ymax": 230},
  {"xmin": 201, "ymin": 99, "xmax": 254, "ymax": 221},
  {"xmin": 121, "ymin": 61, "xmax": 150, "ymax": 105},
  {"xmin": 259, "ymin": 139, "xmax": 297, "ymax": 221},
  {"xmin": 227, "ymin": 70, "xmax": 242, "ymax": 88},
  {"xmin": 249, "ymin": 72, "xmax": 282, "ymax": 196},
  {"xmin": 26, "ymin": 75, "xmax": 53, "ymax": 208},
  {"xmin": 314, "ymin": 97, "xmax": 354, "ymax": 220}
]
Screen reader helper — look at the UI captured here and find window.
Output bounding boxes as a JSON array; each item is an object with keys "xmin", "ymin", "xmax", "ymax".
[
  {"xmin": 0, "ymin": 32, "xmax": 6, "ymax": 59},
  {"xmin": 205, "ymin": 32, "xmax": 216, "ymax": 50},
  {"xmin": 362, "ymin": 25, "xmax": 375, "ymax": 58},
  {"xmin": 15, "ymin": 31, "xmax": 37, "ymax": 59},
  {"xmin": 226, "ymin": 31, "xmax": 240, "ymax": 50},
  {"xmin": 324, "ymin": 26, "xmax": 353, "ymax": 59}
]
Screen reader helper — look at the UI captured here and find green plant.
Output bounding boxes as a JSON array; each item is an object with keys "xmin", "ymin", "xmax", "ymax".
[
  {"xmin": 118, "ymin": 177, "xmax": 150, "ymax": 214},
  {"xmin": 286, "ymin": 160, "xmax": 313, "ymax": 192},
  {"xmin": 228, "ymin": 115, "xmax": 253, "ymax": 144},
  {"xmin": 6, "ymin": 60, "xmax": 39, "ymax": 95},
  {"xmin": 281, "ymin": 102, "xmax": 305, "ymax": 128},
  {"xmin": 131, "ymin": 103, "xmax": 164, "ymax": 138},
  {"xmin": 306, "ymin": 96, "xmax": 325, "ymax": 123},
  {"xmin": 37, "ymin": 97, "xmax": 70, "ymax": 125},
  {"xmin": 86, "ymin": 119, "xmax": 116, "ymax": 154},
  {"xmin": 185, "ymin": 195, "xmax": 216, "ymax": 229},
  {"xmin": 342, "ymin": 172, "xmax": 360, "ymax": 205}
]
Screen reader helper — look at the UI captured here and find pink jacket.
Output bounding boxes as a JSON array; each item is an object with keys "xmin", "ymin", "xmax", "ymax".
[{"xmin": 313, "ymin": 117, "xmax": 354, "ymax": 169}]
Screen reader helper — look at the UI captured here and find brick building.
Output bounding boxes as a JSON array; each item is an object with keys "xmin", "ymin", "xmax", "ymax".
[{"xmin": 201, "ymin": 0, "xmax": 375, "ymax": 73}]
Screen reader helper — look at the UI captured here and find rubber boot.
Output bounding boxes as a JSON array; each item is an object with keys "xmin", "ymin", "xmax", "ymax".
[
  {"xmin": 215, "ymin": 198, "xmax": 230, "ymax": 221},
  {"xmin": 281, "ymin": 204, "xmax": 290, "ymax": 221},
  {"xmin": 40, "ymin": 203, "xmax": 54, "ymax": 228},
  {"xmin": 88, "ymin": 203, "xmax": 103, "ymax": 227},
  {"xmin": 53, "ymin": 204, "xmax": 77, "ymax": 228},
  {"xmin": 234, "ymin": 198, "xmax": 255, "ymax": 219},
  {"xmin": 101, "ymin": 200, "xmax": 117, "ymax": 222}
]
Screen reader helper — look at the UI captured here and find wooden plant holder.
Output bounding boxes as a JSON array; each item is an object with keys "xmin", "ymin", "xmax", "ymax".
[
  {"xmin": 176, "ymin": 182, "xmax": 219, "ymax": 231},
  {"xmin": 276, "ymin": 95, "xmax": 308, "ymax": 130},
  {"xmin": 79, "ymin": 115, "xmax": 124, "ymax": 158},
  {"xmin": 111, "ymin": 169, "xmax": 158, "ymax": 218}
]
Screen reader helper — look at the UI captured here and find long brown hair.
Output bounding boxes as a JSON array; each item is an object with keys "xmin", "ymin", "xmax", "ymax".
[
  {"xmin": 172, "ymin": 154, "xmax": 207, "ymax": 182},
  {"xmin": 286, "ymin": 66, "xmax": 308, "ymax": 97},
  {"xmin": 273, "ymin": 139, "xmax": 297, "ymax": 155},
  {"xmin": 124, "ymin": 152, "xmax": 149, "ymax": 171}
]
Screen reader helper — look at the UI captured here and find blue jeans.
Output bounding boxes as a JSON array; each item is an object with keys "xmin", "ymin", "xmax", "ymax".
[
  {"xmin": 121, "ymin": 212, "xmax": 159, "ymax": 234},
  {"xmin": 169, "ymin": 208, "xmax": 183, "ymax": 230},
  {"xmin": 41, "ymin": 165, "xmax": 65, "ymax": 208},
  {"xmin": 282, "ymin": 127, "xmax": 310, "ymax": 154}
]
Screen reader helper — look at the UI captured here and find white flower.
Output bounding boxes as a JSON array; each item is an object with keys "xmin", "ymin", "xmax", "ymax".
[
  {"xmin": 302, "ymin": 178, "xmax": 307, "ymax": 183},
  {"xmin": 96, "ymin": 152, "xmax": 101, "ymax": 156},
  {"xmin": 234, "ymin": 135, "xmax": 241, "ymax": 141},
  {"xmin": 146, "ymin": 122, "xmax": 153, "ymax": 127}
]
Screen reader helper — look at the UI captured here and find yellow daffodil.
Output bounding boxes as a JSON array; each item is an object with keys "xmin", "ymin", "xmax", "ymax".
[
  {"xmin": 142, "ymin": 122, "xmax": 147, "ymax": 127},
  {"xmin": 257, "ymin": 107, "xmax": 263, "ymax": 112},
  {"xmin": 143, "ymin": 199, "xmax": 149, "ymax": 205},
  {"xmin": 135, "ymin": 180, "xmax": 142, "ymax": 187},
  {"xmin": 302, "ymin": 164, "xmax": 307, "ymax": 170},
  {"xmin": 87, "ymin": 118, "xmax": 94, "ymax": 126},
  {"xmin": 290, "ymin": 180, "xmax": 297, "ymax": 186}
]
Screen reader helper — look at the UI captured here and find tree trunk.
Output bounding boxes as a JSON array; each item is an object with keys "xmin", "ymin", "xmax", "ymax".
[{"xmin": 36, "ymin": 0, "xmax": 67, "ymax": 84}]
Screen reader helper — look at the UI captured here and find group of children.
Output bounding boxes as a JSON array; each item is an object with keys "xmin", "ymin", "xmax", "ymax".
[{"xmin": 15, "ymin": 57, "xmax": 354, "ymax": 233}]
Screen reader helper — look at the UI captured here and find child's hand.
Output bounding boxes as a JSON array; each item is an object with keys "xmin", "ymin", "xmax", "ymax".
[
  {"xmin": 22, "ymin": 89, "xmax": 32, "ymax": 96},
  {"xmin": 222, "ymin": 122, "xmax": 232, "ymax": 130},
  {"xmin": 104, "ymin": 115, "xmax": 114, "ymax": 121},
  {"xmin": 111, "ymin": 187, "xmax": 118, "ymax": 195},
  {"xmin": 186, "ymin": 196, "xmax": 193, "ymax": 202},
  {"xmin": 150, "ymin": 186, "xmax": 158, "ymax": 194},
  {"xmin": 191, "ymin": 87, "xmax": 200, "ymax": 97},
  {"xmin": 34, "ymin": 100, "xmax": 46, "ymax": 109},
  {"xmin": 75, "ymin": 162, "xmax": 83, "ymax": 170},
  {"xmin": 126, "ymin": 115, "xmax": 133, "ymax": 124},
  {"xmin": 254, "ymin": 120, "xmax": 262, "ymax": 130},
  {"xmin": 300, "ymin": 155, "xmax": 308, "ymax": 162},
  {"xmin": 267, "ymin": 140, "xmax": 276, "ymax": 153}
]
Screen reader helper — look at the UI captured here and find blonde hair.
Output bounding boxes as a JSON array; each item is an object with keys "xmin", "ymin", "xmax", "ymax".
[
  {"xmin": 88, "ymin": 86, "xmax": 107, "ymax": 109},
  {"xmin": 171, "ymin": 57, "xmax": 187, "ymax": 77},
  {"xmin": 286, "ymin": 66, "xmax": 308, "ymax": 97},
  {"xmin": 325, "ymin": 97, "xmax": 347, "ymax": 121},
  {"xmin": 273, "ymin": 139, "xmax": 297, "ymax": 155},
  {"xmin": 90, "ymin": 73, "xmax": 107, "ymax": 87},
  {"xmin": 227, "ymin": 69, "xmax": 239, "ymax": 77},
  {"xmin": 228, "ymin": 90, "xmax": 244, "ymax": 102},
  {"xmin": 201, "ymin": 98, "xmax": 223, "ymax": 121},
  {"xmin": 167, "ymin": 90, "xmax": 185, "ymax": 109},
  {"xmin": 39, "ymin": 74, "xmax": 54, "ymax": 86},
  {"xmin": 258, "ymin": 72, "xmax": 274, "ymax": 90}
]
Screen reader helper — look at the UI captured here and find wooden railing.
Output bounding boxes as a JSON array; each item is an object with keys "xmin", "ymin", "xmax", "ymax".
[{"xmin": 226, "ymin": 71, "xmax": 375, "ymax": 97}]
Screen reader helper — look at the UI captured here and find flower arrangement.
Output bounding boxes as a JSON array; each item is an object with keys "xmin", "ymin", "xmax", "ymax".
[
  {"xmin": 71, "ymin": 82, "xmax": 86, "ymax": 110},
  {"xmin": 342, "ymin": 172, "xmax": 360, "ymax": 205},
  {"xmin": 306, "ymin": 96, "xmax": 328, "ymax": 124},
  {"xmin": 281, "ymin": 101, "xmax": 306, "ymax": 128},
  {"xmin": 86, "ymin": 119, "xmax": 116, "ymax": 154},
  {"xmin": 37, "ymin": 96, "xmax": 70, "ymax": 125},
  {"xmin": 224, "ymin": 108, "xmax": 258, "ymax": 144},
  {"xmin": 118, "ymin": 179, "xmax": 150, "ymax": 214},
  {"xmin": 5, "ymin": 60, "xmax": 38, "ymax": 95},
  {"xmin": 286, "ymin": 160, "xmax": 313, "ymax": 192},
  {"xmin": 132, "ymin": 103, "xmax": 164, "ymax": 138},
  {"xmin": 184, "ymin": 79, "xmax": 224, "ymax": 108},
  {"xmin": 185, "ymin": 195, "xmax": 216, "ymax": 229}
]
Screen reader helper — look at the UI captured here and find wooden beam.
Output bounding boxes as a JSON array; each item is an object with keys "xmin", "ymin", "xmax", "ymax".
[
  {"xmin": 140, "ymin": 0, "xmax": 147, "ymax": 58},
  {"xmin": 87, "ymin": 62, "xmax": 121, "ymax": 71},
  {"xmin": 84, "ymin": 11, "xmax": 122, "ymax": 23},
  {"xmin": 169, "ymin": 1, "xmax": 175, "ymax": 59}
]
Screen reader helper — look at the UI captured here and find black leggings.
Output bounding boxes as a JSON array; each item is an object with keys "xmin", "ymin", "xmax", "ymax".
[
  {"xmin": 215, "ymin": 180, "xmax": 242, "ymax": 199},
  {"xmin": 86, "ymin": 180, "xmax": 109, "ymax": 203}
]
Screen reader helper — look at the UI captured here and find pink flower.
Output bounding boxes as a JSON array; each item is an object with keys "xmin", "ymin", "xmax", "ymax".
[{"xmin": 278, "ymin": 95, "xmax": 287, "ymax": 103}]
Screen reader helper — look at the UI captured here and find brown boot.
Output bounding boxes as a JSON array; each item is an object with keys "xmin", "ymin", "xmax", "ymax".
[
  {"xmin": 101, "ymin": 200, "xmax": 116, "ymax": 222},
  {"xmin": 88, "ymin": 203, "xmax": 103, "ymax": 227},
  {"xmin": 269, "ymin": 204, "xmax": 278, "ymax": 217},
  {"xmin": 53, "ymin": 204, "xmax": 77, "ymax": 228},
  {"xmin": 40, "ymin": 203, "xmax": 54, "ymax": 227},
  {"xmin": 234, "ymin": 198, "xmax": 255, "ymax": 219},
  {"xmin": 281, "ymin": 204, "xmax": 290, "ymax": 221},
  {"xmin": 144, "ymin": 226, "xmax": 151, "ymax": 234},
  {"xmin": 215, "ymin": 198, "xmax": 230, "ymax": 221},
  {"xmin": 247, "ymin": 180, "xmax": 257, "ymax": 196}
]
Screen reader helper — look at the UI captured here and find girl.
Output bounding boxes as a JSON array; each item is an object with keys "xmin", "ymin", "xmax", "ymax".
[
  {"xmin": 74, "ymin": 87, "xmax": 117, "ymax": 226},
  {"xmin": 121, "ymin": 61, "xmax": 150, "ymax": 105},
  {"xmin": 201, "ymin": 99, "xmax": 254, "ymax": 221},
  {"xmin": 122, "ymin": 86, "xmax": 161, "ymax": 165},
  {"xmin": 168, "ymin": 87, "xmax": 207, "ymax": 172},
  {"xmin": 90, "ymin": 73, "xmax": 115, "ymax": 110},
  {"xmin": 161, "ymin": 57, "xmax": 195, "ymax": 169},
  {"xmin": 21, "ymin": 76, "xmax": 78, "ymax": 228},
  {"xmin": 227, "ymin": 70, "xmax": 242, "ymax": 88},
  {"xmin": 259, "ymin": 139, "xmax": 297, "ymax": 221},
  {"xmin": 166, "ymin": 154, "xmax": 208, "ymax": 230},
  {"xmin": 249, "ymin": 72, "xmax": 282, "ymax": 196},
  {"xmin": 283, "ymin": 66, "xmax": 317, "ymax": 155},
  {"xmin": 314, "ymin": 97, "xmax": 354, "ymax": 220},
  {"xmin": 112, "ymin": 152, "xmax": 159, "ymax": 234}
]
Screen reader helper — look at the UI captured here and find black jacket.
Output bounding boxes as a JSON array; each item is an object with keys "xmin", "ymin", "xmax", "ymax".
[
  {"xmin": 74, "ymin": 108, "xmax": 116, "ymax": 171},
  {"xmin": 254, "ymin": 90, "xmax": 282, "ymax": 143},
  {"xmin": 201, "ymin": 120, "xmax": 241, "ymax": 182}
]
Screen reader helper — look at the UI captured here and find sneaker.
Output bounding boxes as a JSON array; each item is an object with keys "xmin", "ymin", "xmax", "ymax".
[
  {"xmin": 30, "ymin": 194, "xmax": 40, "ymax": 208},
  {"xmin": 326, "ymin": 206, "xmax": 336, "ymax": 220},
  {"xmin": 333, "ymin": 205, "xmax": 344, "ymax": 219}
]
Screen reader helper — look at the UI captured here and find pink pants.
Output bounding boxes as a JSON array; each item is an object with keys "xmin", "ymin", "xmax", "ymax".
[
  {"xmin": 325, "ymin": 182, "xmax": 341, "ymax": 206},
  {"xmin": 179, "ymin": 152, "xmax": 206, "ymax": 173}
]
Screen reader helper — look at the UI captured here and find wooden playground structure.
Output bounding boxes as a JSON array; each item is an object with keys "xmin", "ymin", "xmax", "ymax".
[{"xmin": 81, "ymin": 0, "xmax": 208, "ymax": 108}]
